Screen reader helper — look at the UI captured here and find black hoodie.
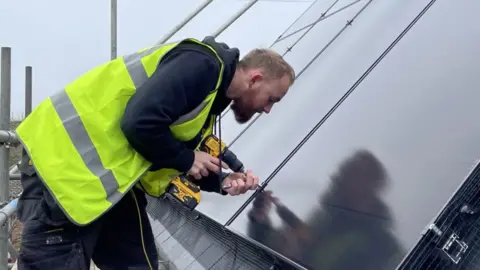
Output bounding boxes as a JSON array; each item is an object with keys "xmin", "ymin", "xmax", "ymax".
[{"xmin": 120, "ymin": 36, "xmax": 240, "ymax": 194}]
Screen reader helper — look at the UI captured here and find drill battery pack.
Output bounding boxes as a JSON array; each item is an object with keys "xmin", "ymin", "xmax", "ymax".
[{"xmin": 166, "ymin": 175, "xmax": 201, "ymax": 210}]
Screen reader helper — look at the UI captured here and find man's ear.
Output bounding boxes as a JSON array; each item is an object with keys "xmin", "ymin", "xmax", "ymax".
[{"xmin": 251, "ymin": 73, "xmax": 263, "ymax": 82}]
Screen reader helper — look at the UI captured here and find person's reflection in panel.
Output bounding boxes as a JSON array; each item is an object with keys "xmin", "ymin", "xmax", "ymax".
[{"xmin": 247, "ymin": 149, "xmax": 406, "ymax": 270}]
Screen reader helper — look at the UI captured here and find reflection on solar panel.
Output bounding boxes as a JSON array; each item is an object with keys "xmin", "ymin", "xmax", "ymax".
[{"xmin": 146, "ymin": 0, "xmax": 480, "ymax": 269}]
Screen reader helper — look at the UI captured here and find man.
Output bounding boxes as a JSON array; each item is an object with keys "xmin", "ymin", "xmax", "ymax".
[{"xmin": 15, "ymin": 36, "xmax": 295, "ymax": 269}]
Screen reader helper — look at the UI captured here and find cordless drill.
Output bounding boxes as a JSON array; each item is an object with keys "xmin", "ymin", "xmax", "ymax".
[{"xmin": 166, "ymin": 134, "xmax": 244, "ymax": 210}]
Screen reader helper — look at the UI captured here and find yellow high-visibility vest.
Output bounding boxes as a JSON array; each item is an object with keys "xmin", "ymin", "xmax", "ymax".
[{"xmin": 16, "ymin": 38, "xmax": 225, "ymax": 226}]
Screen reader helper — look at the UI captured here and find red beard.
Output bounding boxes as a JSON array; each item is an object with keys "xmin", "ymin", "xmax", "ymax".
[{"xmin": 231, "ymin": 101, "xmax": 255, "ymax": 124}]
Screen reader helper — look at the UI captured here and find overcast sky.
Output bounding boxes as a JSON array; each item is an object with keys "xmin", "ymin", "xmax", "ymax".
[{"xmin": 0, "ymin": 0, "xmax": 310, "ymax": 118}]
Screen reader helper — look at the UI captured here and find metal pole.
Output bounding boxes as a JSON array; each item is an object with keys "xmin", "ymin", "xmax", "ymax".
[
  {"xmin": 157, "ymin": 0, "xmax": 214, "ymax": 44},
  {"xmin": 24, "ymin": 66, "xmax": 32, "ymax": 117},
  {"xmin": 211, "ymin": 0, "xmax": 259, "ymax": 38},
  {"xmin": 0, "ymin": 47, "xmax": 12, "ymax": 270},
  {"xmin": 22, "ymin": 66, "xmax": 32, "ymax": 159},
  {"xmin": 111, "ymin": 0, "xmax": 117, "ymax": 60}
]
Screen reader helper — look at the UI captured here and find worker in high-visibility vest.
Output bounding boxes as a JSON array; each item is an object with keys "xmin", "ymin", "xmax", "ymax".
[{"xmin": 14, "ymin": 36, "xmax": 295, "ymax": 270}]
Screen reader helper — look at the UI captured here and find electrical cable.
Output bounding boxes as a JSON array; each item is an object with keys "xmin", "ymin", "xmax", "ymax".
[
  {"xmin": 131, "ymin": 190, "xmax": 154, "ymax": 270},
  {"xmin": 271, "ymin": 0, "xmax": 319, "ymax": 42},
  {"xmin": 216, "ymin": 85, "xmax": 244, "ymax": 269},
  {"xmin": 280, "ymin": 0, "xmax": 340, "ymax": 52},
  {"xmin": 273, "ymin": 0, "xmax": 361, "ymax": 45},
  {"xmin": 296, "ymin": 0, "xmax": 371, "ymax": 78},
  {"xmin": 226, "ymin": 0, "xmax": 363, "ymax": 148},
  {"xmin": 225, "ymin": 0, "xmax": 436, "ymax": 226}
]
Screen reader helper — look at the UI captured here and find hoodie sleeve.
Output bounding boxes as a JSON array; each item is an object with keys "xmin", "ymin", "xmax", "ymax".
[
  {"xmin": 197, "ymin": 172, "xmax": 229, "ymax": 195},
  {"xmin": 120, "ymin": 47, "xmax": 220, "ymax": 172}
]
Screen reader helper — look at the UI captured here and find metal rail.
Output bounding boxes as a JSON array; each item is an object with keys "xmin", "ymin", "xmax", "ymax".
[
  {"xmin": 0, "ymin": 47, "xmax": 12, "ymax": 270},
  {"xmin": 0, "ymin": 132, "xmax": 18, "ymax": 146},
  {"xmin": 211, "ymin": 0, "xmax": 259, "ymax": 38},
  {"xmin": 0, "ymin": 200, "xmax": 17, "ymax": 228},
  {"xmin": 158, "ymin": 0, "xmax": 214, "ymax": 44}
]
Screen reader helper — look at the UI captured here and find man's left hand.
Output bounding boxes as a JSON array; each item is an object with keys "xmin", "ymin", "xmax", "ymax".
[{"xmin": 222, "ymin": 170, "xmax": 259, "ymax": 196}]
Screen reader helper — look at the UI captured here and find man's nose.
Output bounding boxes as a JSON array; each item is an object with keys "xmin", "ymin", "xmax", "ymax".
[{"xmin": 263, "ymin": 104, "xmax": 272, "ymax": 114}]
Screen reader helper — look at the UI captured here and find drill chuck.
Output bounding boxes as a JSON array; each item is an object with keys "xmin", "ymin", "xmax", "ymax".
[
  {"xmin": 199, "ymin": 134, "xmax": 245, "ymax": 172},
  {"xmin": 223, "ymin": 150, "xmax": 244, "ymax": 173}
]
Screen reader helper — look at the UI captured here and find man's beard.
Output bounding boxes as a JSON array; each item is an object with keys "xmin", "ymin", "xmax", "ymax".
[{"xmin": 231, "ymin": 101, "xmax": 255, "ymax": 124}]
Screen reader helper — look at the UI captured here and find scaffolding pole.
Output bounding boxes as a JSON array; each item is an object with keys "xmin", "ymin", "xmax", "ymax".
[
  {"xmin": 21, "ymin": 65, "xmax": 33, "ymax": 160},
  {"xmin": 111, "ymin": 0, "xmax": 117, "ymax": 60},
  {"xmin": 24, "ymin": 66, "xmax": 32, "ymax": 117},
  {"xmin": 0, "ymin": 47, "xmax": 12, "ymax": 270},
  {"xmin": 157, "ymin": 0, "xmax": 214, "ymax": 44},
  {"xmin": 211, "ymin": 0, "xmax": 259, "ymax": 38}
]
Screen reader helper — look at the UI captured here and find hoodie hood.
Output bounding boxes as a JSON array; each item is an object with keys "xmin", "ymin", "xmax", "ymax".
[{"xmin": 202, "ymin": 36, "xmax": 240, "ymax": 114}]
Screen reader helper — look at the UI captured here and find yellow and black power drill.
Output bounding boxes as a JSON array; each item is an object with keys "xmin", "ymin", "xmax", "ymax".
[{"xmin": 166, "ymin": 134, "xmax": 244, "ymax": 210}]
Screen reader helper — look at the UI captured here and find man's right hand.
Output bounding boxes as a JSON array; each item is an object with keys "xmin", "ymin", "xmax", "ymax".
[{"xmin": 188, "ymin": 151, "xmax": 229, "ymax": 180}]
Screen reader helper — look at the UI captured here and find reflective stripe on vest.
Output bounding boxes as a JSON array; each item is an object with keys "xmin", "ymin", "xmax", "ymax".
[
  {"xmin": 47, "ymin": 44, "xmax": 180, "ymax": 205},
  {"xmin": 16, "ymin": 38, "xmax": 225, "ymax": 225}
]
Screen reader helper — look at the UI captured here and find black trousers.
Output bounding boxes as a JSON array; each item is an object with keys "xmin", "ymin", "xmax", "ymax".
[{"xmin": 17, "ymin": 172, "xmax": 159, "ymax": 270}]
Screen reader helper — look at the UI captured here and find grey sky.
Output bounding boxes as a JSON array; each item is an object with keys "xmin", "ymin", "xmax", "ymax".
[{"xmin": 1, "ymin": 0, "xmax": 310, "ymax": 117}]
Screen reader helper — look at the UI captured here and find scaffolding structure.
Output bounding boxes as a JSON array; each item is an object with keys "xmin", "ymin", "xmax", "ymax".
[{"xmin": 0, "ymin": 47, "xmax": 31, "ymax": 270}]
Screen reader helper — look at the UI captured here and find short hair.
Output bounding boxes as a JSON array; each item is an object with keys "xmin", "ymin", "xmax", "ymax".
[{"xmin": 238, "ymin": 48, "xmax": 295, "ymax": 86}]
